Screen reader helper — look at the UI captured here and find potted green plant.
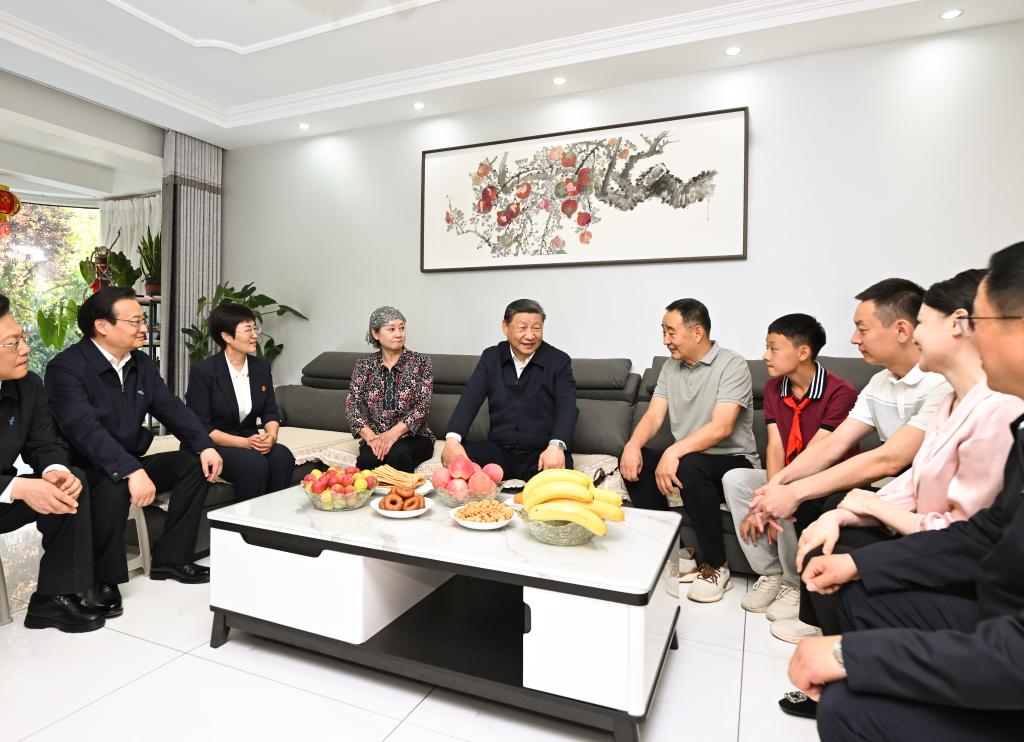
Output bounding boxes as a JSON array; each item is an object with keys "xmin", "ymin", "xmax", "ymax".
[
  {"xmin": 138, "ymin": 227, "xmax": 161, "ymax": 296},
  {"xmin": 182, "ymin": 282, "xmax": 308, "ymax": 366}
]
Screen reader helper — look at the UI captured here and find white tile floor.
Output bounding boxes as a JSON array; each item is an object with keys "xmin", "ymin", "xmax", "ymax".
[{"xmin": 1, "ymin": 525, "xmax": 821, "ymax": 742}]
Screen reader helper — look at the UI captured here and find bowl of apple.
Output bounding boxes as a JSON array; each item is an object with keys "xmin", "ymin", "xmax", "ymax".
[
  {"xmin": 430, "ymin": 458, "xmax": 505, "ymax": 507},
  {"xmin": 303, "ymin": 466, "xmax": 378, "ymax": 511}
]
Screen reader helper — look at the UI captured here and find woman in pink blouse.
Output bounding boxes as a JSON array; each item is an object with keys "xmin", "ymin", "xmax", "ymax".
[{"xmin": 345, "ymin": 306, "xmax": 435, "ymax": 473}]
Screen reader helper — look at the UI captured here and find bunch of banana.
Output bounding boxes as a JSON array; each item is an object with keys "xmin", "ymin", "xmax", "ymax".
[{"xmin": 516, "ymin": 468, "xmax": 625, "ymax": 537}]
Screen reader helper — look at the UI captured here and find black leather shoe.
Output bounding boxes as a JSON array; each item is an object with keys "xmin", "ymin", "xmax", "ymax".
[
  {"xmin": 779, "ymin": 691, "xmax": 817, "ymax": 719},
  {"xmin": 81, "ymin": 583, "xmax": 123, "ymax": 618},
  {"xmin": 150, "ymin": 562, "xmax": 210, "ymax": 584},
  {"xmin": 24, "ymin": 593, "xmax": 106, "ymax": 633}
]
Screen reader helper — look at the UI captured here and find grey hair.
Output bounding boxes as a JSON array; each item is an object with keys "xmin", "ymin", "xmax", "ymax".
[
  {"xmin": 366, "ymin": 306, "xmax": 406, "ymax": 348},
  {"xmin": 503, "ymin": 298, "xmax": 545, "ymax": 324}
]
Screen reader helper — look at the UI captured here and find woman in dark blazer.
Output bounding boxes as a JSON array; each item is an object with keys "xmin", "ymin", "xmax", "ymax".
[{"xmin": 185, "ymin": 302, "xmax": 293, "ymax": 501}]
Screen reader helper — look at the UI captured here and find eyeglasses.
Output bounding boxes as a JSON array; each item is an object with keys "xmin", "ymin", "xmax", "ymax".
[
  {"xmin": 0, "ymin": 335, "xmax": 29, "ymax": 351},
  {"xmin": 237, "ymin": 325, "xmax": 262, "ymax": 337},
  {"xmin": 115, "ymin": 317, "xmax": 148, "ymax": 329},
  {"xmin": 955, "ymin": 315, "xmax": 1023, "ymax": 337}
]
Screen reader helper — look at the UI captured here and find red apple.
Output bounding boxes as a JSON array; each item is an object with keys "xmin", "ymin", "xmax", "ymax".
[
  {"xmin": 364, "ymin": 475, "xmax": 377, "ymax": 489},
  {"xmin": 310, "ymin": 478, "xmax": 328, "ymax": 494},
  {"xmin": 343, "ymin": 485, "xmax": 356, "ymax": 494},
  {"xmin": 344, "ymin": 466, "xmax": 360, "ymax": 475},
  {"xmin": 340, "ymin": 474, "xmax": 354, "ymax": 487},
  {"xmin": 431, "ymin": 468, "xmax": 452, "ymax": 489},
  {"xmin": 449, "ymin": 457, "xmax": 475, "ymax": 480},
  {"xmin": 482, "ymin": 463, "xmax": 503, "ymax": 484},
  {"xmin": 576, "ymin": 212, "xmax": 591, "ymax": 227},
  {"xmin": 468, "ymin": 471, "xmax": 495, "ymax": 494},
  {"xmin": 331, "ymin": 484, "xmax": 345, "ymax": 494}
]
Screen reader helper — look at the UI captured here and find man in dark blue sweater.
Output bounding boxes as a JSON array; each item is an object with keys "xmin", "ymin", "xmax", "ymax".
[
  {"xmin": 45, "ymin": 288, "xmax": 223, "ymax": 617},
  {"xmin": 441, "ymin": 299, "xmax": 578, "ymax": 482}
]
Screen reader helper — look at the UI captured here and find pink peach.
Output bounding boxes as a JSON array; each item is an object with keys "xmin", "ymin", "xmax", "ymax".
[
  {"xmin": 482, "ymin": 463, "xmax": 504, "ymax": 484},
  {"xmin": 449, "ymin": 457, "xmax": 475, "ymax": 480},
  {"xmin": 431, "ymin": 468, "xmax": 452, "ymax": 489},
  {"xmin": 468, "ymin": 471, "xmax": 495, "ymax": 494}
]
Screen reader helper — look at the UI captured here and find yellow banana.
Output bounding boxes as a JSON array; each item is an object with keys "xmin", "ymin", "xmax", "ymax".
[
  {"xmin": 529, "ymin": 501, "xmax": 608, "ymax": 536},
  {"xmin": 523, "ymin": 468, "xmax": 592, "ymax": 495},
  {"xmin": 592, "ymin": 489, "xmax": 622, "ymax": 506},
  {"xmin": 585, "ymin": 498, "xmax": 625, "ymax": 522},
  {"xmin": 523, "ymin": 481, "xmax": 593, "ymax": 510}
]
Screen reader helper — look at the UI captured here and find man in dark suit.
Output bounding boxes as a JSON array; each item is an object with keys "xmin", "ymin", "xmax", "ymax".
[
  {"xmin": 788, "ymin": 242, "xmax": 1024, "ymax": 740},
  {"xmin": 45, "ymin": 288, "xmax": 223, "ymax": 617},
  {"xmin": 0, "ymin": 293, "xmax": 104, "ymax": 632},
  {"xmin": 441, "ymin": 298, "xmax": 578, "ymax": 482}
]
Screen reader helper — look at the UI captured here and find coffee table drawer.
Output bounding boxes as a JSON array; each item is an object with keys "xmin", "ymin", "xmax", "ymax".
[{"xmin": 210, "ymin": 528, "xmax": 452, "ymax": 643}]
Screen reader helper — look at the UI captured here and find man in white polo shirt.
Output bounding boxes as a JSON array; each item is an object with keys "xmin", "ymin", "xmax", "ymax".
[{"xmin": 750, "ymin": 278, "xmax": 950, "ymax": 648}]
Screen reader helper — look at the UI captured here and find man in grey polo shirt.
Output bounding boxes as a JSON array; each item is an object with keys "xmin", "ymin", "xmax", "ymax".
[{"xmin": 622, "ymin": 299, "xmax": 759, "ymax": 603}]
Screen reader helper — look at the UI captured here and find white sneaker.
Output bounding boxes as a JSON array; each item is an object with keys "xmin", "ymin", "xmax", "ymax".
[
  {"xmin": 678, "ymin": 548, "xmax": 698, "ymax": 583},
  {"xmin": 741, "ymin": 574, "xmax": 783, "ymax": 613},
  {"xmin": 766, "ymin": 585, "xmax": 800, "ymax": 622},
  {"xmin": 687, "ymin": 564, "xmax": 733, "ymax": 603},
  {"xmin": 770, "ymin": 618, "xmax": 823, "ymax": 644}
]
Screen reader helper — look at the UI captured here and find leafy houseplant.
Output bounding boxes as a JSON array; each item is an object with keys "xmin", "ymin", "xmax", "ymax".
[
  {"xmin": 138, "ymin": 227, "xmax": 161, "ymax": 296},
  {"xmin": 182, "ymin": 282, "xmax": 308, "ymax": 366},
  {"xmin": 36, "ymin": 299, "xmax": 79, "ymax": 350},
  {"xmin": 106, "ymin": 249, "xmax": 142, "ymax": 289}
]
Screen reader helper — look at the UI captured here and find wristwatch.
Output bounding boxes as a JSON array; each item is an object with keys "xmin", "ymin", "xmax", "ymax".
[
  {"xmin": 832, "ymin": 639, "xmax": 845, "ymax": 669},
  {"xmin": 549, "ymin": 439, "xmax": 567, "ymax": 451}
]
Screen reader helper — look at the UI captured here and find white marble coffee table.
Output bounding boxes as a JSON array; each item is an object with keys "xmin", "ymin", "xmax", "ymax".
[{"xmin": 207, "ymin": 486, "xmax": 681, "ymax": 742}]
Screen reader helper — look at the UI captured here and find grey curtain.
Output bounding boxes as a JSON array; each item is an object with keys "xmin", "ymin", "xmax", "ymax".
[{"xmin": 161, "ymin": 131, "xmax": 222, "ymax": 396}]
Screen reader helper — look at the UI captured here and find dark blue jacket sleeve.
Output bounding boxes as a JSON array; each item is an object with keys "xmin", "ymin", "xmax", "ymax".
[
  {"xmin": 21, "ymin": 374, "xmax": 71, "ymax": 474},
  {"xmin": 551, "ymin": 356, "xmax": 578, "ymax": 445},
  {"xmin": 258, "ymin": 359, "xmax": 282, "ymax": 426},
  {"xmin": 446, "ymin": 353, "xmax": 491, "ymax": 439}
]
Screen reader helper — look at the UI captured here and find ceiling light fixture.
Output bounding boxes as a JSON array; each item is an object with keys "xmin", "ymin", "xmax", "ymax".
[
  {"xmin": 724, "ymin": 46, "xmax": 742, "ymax": 56},
  {"xmin": 297, "ymin": 122, "xmax": 310, "ymax": 130},
  {"xmin": 940, "ymin": 9, "xmax": 963, "ymax": 20},
  {"xmin": 412, "ymin": 101, "xmax": 425, "ymax": 110},
  {"xmin": 552, "ymin": 76, "xmax": 567, "ymax": 86}
]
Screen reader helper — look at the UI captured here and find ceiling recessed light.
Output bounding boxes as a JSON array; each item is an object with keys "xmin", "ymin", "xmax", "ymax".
[
  {"xmin": 552, "ymin": 76, "xmax": 567, "ymax": 86},
  {"xmin": 724, "ymin": 46, "xmax": 742, "ymax": 56},
  {"xmin": 412, "ymin": 101, "xmax": 425, "ymax": 110},
  {"xmin": 940, "ymin": 9, "xmax": 963, "ymax": 20}
]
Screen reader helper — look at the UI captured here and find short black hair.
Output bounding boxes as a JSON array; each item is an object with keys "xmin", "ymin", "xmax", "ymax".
[
  {"xmin": 854, "ymin": 278, "xmax": 924, "ymax": 326},
  {"xmin": 503, "ymin": 299, "xmax": 545, "ymax": 324},
  {"xmin": 77, "ymin": 286, "xmax": 137, "ymax": 337},
  {"xmin": 665, "ymin": 298, "xmax": 711, "ymax": 335},
  {"xmin": 209, "ymin": 302, "xmax": 258, "ymax": 349},
  {"xmin": 766, "ymin": 313, "xmax": 827, "ymax": 360},
  {"xmin": 0, "ymin": 293, "xmax": 9, "ymax": 320},
  {"xmin": 922, "ymin": 268, "xmax": 987, "ymax": 316},
  {"xmin": 985, "ymin": 242, "xmax": 1024, "ymax": 315}
]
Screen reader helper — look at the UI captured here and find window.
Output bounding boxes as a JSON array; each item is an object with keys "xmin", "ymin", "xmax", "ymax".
[{"xmin": 0, "ymin": 202, "xmax": 99, "ymax": 374}]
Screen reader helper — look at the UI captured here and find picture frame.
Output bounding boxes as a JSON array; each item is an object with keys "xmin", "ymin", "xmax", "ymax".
[{"xmin": 420, "ymin": 107, "xmax": 748, "ymax": 272}]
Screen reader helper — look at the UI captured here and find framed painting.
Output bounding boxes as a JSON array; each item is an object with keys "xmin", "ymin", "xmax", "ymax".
[{"xmin": 420, "ymin": 107, "xmax": 747, "ymax": 272}]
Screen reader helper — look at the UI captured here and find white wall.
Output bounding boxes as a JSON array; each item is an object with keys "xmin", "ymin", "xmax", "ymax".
[{"xmin": 223, "ymin": 21, "xmax": 1024, "ymax": 385}]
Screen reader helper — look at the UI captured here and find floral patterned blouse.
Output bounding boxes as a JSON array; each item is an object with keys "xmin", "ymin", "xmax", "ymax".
[{"xmin": 345, "ymin": 349, "xmax": 435, "ymax": 443}]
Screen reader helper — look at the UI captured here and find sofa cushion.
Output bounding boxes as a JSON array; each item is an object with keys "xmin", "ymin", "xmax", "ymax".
[
  {"xmin": 573, "ymin": 399, "xmax": 632, "ymax": 457},
  {"xmin": 276, "ymin": 385, "xmax": 349, "ymax": 431},
  {"xmin": 299, "ymin": 351, "xmax": 363, "ymax": 389},
  {"xmin": 571, "ymin": 358, "xmax": 631, "ymax": 389},
  {"xmin": 426, "ymin": 393, "xmax": 489, "ymax": 442}
]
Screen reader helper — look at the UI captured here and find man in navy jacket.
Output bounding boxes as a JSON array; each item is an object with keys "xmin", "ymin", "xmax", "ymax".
[
  {"xmin": 788, "ymin": 242, "xmax": 1024, "ymax": 740},
  {"xmin": 441, "ymin": 299, "xmax": 578, "ymax": 482},
  {"xmin": 45, "ymin": 288, "xmax": 223, "ymax": 617}
]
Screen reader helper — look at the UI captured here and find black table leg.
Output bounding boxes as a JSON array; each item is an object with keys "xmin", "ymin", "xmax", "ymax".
[
  {"xmin": 210, "ymin": 610, "xmax": 230, "ymax": 648},
  {"xmin": 613, "ymin": 715, "xmax": 640, "ymax": 742},
  {"xmin": 670, "ymin": 630, "xmax": 679, "ymax": 650}
]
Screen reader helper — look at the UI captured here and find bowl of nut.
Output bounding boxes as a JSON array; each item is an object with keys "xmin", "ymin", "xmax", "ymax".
[{"xmin": 450, "ymin": 499, "xmax": 515, "ymax": 530}]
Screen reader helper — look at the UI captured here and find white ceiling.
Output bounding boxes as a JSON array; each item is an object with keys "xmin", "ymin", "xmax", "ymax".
[{"xmin": 0, "ymin": 0, "xmax": 1022, "ymax": 152}]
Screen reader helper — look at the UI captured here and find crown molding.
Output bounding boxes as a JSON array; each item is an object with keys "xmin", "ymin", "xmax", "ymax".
[
  {"xmin": 1, "ymin": 0, "xmax": 918, "ymax": 131},
  {"xmin": 102, "ymin": 0, "xmax": 446, "ymax": 55}
]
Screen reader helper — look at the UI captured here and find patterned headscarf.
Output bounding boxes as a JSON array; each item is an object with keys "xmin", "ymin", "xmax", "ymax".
[{"xmin": 366, "ymin": 306, "xmax": 407, "ymax": 347}]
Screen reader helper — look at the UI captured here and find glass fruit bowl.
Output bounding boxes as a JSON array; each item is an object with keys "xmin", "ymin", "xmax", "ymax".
[
  {"xmin": 516, "ymin": 508, "xmax": 595, "ymax": 546},
  {"xmin": 305, "ymin": 484, "xmax": 373, "ymax": 511},
  {"xmin": 431, "ymin": 482, "xmax": 504, "ymax": 508}
]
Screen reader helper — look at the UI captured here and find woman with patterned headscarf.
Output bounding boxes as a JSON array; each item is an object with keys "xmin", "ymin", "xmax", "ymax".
[{"xmin": 345, "ymin": 306, "xmax": 435, "ymax": 472}]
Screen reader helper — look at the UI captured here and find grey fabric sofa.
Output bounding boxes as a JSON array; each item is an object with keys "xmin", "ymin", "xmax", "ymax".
[{"xmin": 634, "ymin": 355, "xmax": 882, "ymax": 574}]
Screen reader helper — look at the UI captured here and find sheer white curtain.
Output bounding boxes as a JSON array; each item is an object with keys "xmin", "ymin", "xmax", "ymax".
[{"xmin": 99, "ymin": 193, "xmax": 162, "ymax": 291}]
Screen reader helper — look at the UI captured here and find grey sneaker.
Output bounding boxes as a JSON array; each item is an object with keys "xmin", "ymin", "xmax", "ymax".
[
  {"xmin": 741, "ymin": 574, "xmax": 783, "ymax": 613},
  {"xmin": 687, "ymin": 563, "xmax": 733, "ymax": 603},
  {"xmin": 679, "ymin": 547, "xmax": 698, "ymax": 583},
  {"xmin": 665, "ymin": 558, "xmax": 680, "ymax": 598},
  {"xmin": 766, "ymin": 585, "xmax": 800, "ymax": 621},
  {"xmin": 770, "ymin": 618, "xmax": 822, "ymax": 644}
]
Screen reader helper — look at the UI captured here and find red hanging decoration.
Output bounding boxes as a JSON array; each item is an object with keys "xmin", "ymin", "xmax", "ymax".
[{"xmin": 0, "ymin": 185, "xmax": 21, "ymax": 242}]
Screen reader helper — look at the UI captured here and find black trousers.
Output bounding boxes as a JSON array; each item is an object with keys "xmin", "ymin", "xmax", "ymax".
[
  {"xmin": 217, "ymin": 443, "xmax": 294, "ymax": 501},
  {"xmin": 817, "ymin": 582, "xmax": 1024, "ymax": 741},
  {"xmin": 0, "ymin": 467, "xmax": 93, "ymax": 595},
  {"xmin": 84, "ymin": 450, "xmax": 209, "ymax": 584},
  {"xmin": 356, "ymin": 436, "xmax": 434, "ymax": 473},
  {"xmin": 800, "ymin": 524, "xmax": 897, "ymax": 633},
  {"xmin": 626, "ymin": 448, "xmax": 752, "ymax": 567},
  {"xmin": 462, "ymin": 439, "xmax": 573, "ymax": 483}
]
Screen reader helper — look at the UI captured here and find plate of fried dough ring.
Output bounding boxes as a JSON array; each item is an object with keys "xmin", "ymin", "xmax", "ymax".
[{"xmin": 370, "ymin": 484, "xmax": 433, "ymax": 519}]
